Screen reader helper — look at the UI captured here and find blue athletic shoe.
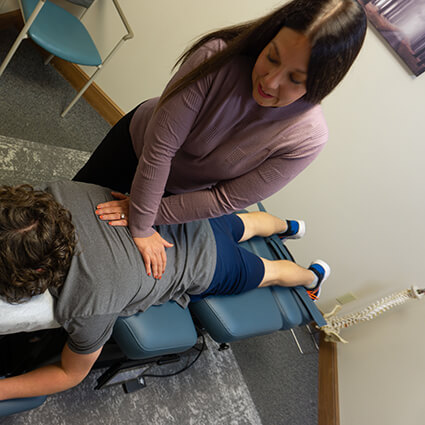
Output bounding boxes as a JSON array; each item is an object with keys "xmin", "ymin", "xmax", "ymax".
[
  {"xmin": 278, "ymin": 220, "xmax": 305, "ymax": 240},
  {"xmin": 307, "ymin": 260, "xmax": 331, "ymax": 301}
]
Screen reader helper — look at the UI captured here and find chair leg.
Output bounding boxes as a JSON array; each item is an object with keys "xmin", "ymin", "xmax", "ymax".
[
  {"xmin": 290, "ymin": 328, "xmax": 304, "ymax": 354},
  {"xmin": 0, "ymin": 31, "xmax": 28, "ymax": 77},
  {"xmin": 44, "ymin": 54, "xmax": 54, "ymax": 66},
  {"xmin": 61, "ymin": 65, "xmax": 102, "ymax": 117},
  {"xmin": 0, "ymin": 0, "xmax": 46, "ymax": 77},
  {"xmin": 306, "ymin": 324, "xmax": 319, "ymax": 351}
]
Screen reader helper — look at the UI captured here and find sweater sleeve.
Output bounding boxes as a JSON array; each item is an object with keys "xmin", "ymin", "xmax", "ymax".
[
  {"xmin": 154, "ymin": 143, "xmax": 325, "ymax": 224},
  {"xmin": 129, "ymin": 41, "xmax": 224, "ymax": 237}
]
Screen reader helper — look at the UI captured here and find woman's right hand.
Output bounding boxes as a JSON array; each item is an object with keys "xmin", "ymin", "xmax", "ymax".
[{"xmin": 133, "ymin": 232, "xmax": 174, "ymax": 279}]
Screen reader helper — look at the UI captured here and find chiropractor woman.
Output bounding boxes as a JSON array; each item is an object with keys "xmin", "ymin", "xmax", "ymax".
[{"xmin": 74, "ymin": 0, "xmax": 367, "ymax": 279}]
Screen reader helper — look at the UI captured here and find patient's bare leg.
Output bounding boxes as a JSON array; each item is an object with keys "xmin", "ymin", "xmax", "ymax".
[
  {"xmin": 236, "ymin": 212, "xmax": 290, "ymax": 242},
  {"xmin": 258, "ymin": 258, "xmax": 331, "ymax": 300},
  {"xmin": 258, "ymin": 259, "xmax": 316, "ymax": 288},
  {"xmin": 236, "ymin": 212, "xmax": 329, "ymax": 299}
]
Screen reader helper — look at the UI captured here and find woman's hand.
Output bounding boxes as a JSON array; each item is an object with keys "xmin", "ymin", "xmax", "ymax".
[
  {"xmin": 133, "ymin": 232, "xmax": 174, "ymax": 279},
  {"xmin": 96, "ymin": 192, "xmax": 130, "ymax": 226},
  {"xmin": 95, "ymin": 193, "xmax": 173, "ymax": 277}
]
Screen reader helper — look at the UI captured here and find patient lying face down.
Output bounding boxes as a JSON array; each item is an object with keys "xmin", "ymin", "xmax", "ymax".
[{"xmin": 0, "ymin": 181, "xmax": 330, "ymax": 401}]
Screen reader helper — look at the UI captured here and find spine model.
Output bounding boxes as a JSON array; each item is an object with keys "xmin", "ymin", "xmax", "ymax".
[{"xmin": 320, "ymin": 286, "xmax": 424, "ymax": 343}]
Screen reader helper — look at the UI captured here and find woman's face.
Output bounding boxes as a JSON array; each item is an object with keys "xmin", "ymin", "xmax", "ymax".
[{"xmin": 252, "ymin": 27, "xmax": 311, "ymax": 107}]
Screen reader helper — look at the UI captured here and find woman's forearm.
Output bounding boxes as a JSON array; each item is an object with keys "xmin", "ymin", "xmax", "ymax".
[{"xmin": 155, "ymin": 155, "xmax": 315, "ymax": 225}]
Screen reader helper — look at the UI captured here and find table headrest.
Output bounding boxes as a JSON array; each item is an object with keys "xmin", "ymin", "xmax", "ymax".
[{"xmin": 0, "ymin": 291, "xmax": 60, "ymax": 335}]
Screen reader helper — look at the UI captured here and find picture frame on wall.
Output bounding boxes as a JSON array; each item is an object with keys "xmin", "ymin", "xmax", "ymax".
[{"xmin": 358, "ymin": 0, "xmax": 425, "ymax": 77}]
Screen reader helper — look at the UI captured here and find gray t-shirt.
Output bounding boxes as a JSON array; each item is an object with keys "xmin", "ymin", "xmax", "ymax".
[{"xmin": 42, "ymin": 181, "xmax": 216, "ymax": 354}]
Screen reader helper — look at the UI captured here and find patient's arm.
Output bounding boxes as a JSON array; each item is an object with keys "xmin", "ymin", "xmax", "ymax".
[{"xmin": 0, "ymin": 343, "xmax": 102, "ymax": 400}]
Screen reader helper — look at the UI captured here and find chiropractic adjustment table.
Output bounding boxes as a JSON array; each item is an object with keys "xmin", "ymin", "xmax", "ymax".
[{"xmin": 0, "ymin": 229, "xmax": 326, "ymax": 418}]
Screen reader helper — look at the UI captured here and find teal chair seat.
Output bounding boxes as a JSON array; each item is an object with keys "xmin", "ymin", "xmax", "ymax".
[
  {"xmin": 0, "ymin": 0, "xmax": 133, "ymax": 116},
  {"xmin": 22, "ymin": 0, "xmax": 101, "ymax": 66}
]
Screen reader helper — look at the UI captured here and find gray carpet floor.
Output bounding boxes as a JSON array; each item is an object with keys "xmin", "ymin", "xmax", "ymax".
[
  {"xmin": 0, "ymin": 25, "xmax": 319, "ymax": 425},
  {"xmin": 0, "ymin": 28, "xmax": 109, "ymax": 152}
]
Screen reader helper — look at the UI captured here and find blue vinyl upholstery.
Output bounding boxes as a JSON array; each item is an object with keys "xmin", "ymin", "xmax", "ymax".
[
  {"xmin": 271, "ymin": 286, "xmax": 310, "ymax": 329},
  {"xmin": 0, "ymin": 396, "xmax": 47, "ymax": 418},
  {"xmin": 190, "ymin": 288, "xmax": 284, "ymax": 343},
  {"xmin": 112, "ymin": 302, "xmax": 198, "ymax": 360},
  {"xmin": 21, "ymin": 0, "xmax": 101, "ymax": 66},
  {"xmin": 189, "ymin": 285, "xmax": 314, "ymax": 343}
]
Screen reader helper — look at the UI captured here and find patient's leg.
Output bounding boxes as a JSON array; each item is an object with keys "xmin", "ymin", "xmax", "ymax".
[
  {"xmin": 258, "ymin": 258, "xmax": 330, "ymax": 300},
  {"xmin": 259, "ymin": 259, "xmax": 314, "ymax": 287},
  {"xmin": 233, "ymin": 212, "xmax": 330, "ymax": 299},
  {"xmin": 201, "ymin": 214, "xmax": 329, "ymax": 301},
  {"xmin": 236, "ymin": 212, "xmax": 304, "ymax": 242}
]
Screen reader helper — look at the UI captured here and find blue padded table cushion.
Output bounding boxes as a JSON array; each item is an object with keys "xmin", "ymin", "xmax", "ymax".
[
  {"xmin": 270, "ymin": 286, "xmax": 311, "ymax": 329},
  {"xmin": 0, "ymin": 396, "xmax": 46, "ymax": 418},
  {"xmin": 190, "ymin": 287, "xmax": 284, "ymax": 343},
  {"xmin": 113, "ymin": 302, "xmax": 198, "ymax": 360},
  {"xmin": 22, "ymin": 0, "xmax": 101, "ymax": 66}
]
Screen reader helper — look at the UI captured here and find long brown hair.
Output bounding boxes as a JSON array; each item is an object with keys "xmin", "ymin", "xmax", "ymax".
[
  {"xmin": 158, "ymin": 0, "xmax": 366, "ymax": 107},
  {"xmin": 0, "ymin": 185, "xmax": 76, "ymax": 303}
]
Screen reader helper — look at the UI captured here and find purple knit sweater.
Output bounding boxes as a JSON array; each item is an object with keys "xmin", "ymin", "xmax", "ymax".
[{"xmin": 129, "ymin": 40, "xmax": 328, "ymax": 237}]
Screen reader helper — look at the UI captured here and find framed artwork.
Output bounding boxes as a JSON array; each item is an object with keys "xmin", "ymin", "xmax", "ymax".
[{"xmin": 358, "ymin": 0, "xmax": 425, "ymax": 77}]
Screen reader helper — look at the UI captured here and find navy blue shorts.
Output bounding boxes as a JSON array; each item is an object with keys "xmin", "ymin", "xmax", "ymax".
[{"xmin": 190, "ymin": 214, "xmax": 265, "ymax": 301}]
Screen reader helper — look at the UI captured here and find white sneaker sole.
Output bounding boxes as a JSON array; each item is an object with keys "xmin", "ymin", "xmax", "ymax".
[
  {"xmin": 310, "ymin": 259, "xmax": 331, "ymax": 299},
  {"xmin": 312, "ymin": 259, "xmax": 331, "ymax": 281}
]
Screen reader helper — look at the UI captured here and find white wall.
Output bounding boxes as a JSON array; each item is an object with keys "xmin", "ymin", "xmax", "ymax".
[
  {"xmin": 80, "ymin": 0, "xmax": 282, "ymax": 111},
  {"xmin": 0, "ymin": 0, "xmax": 14, "ymax": 12},
  {"xmin": 2, "ymin": 0, "xmax": 425, "ymax": 424},
  {"xmin": 266, "ymin": 26, "xmax": 425, "ymax": 424}
]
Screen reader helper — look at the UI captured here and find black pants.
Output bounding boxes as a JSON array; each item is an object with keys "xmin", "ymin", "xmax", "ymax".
[{"xmin": 73, "ymin": 105, "xmax": 140, "ymax": 194}]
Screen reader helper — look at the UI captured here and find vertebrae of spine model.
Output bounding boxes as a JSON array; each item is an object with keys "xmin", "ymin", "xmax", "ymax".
[{"xmin": 320, "ymin": 286, "xmax": 424, "ymax": 343}]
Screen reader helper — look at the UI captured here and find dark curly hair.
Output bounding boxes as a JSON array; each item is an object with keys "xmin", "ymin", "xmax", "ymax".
[{"xmin": 0, "ymin": 185, "xmax": 76, "ymax": 303}]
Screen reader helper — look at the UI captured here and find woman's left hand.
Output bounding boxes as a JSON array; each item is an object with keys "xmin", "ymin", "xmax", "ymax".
[{"xmin": 96, "ymin": 191, "xmax": 130, "ymax": 226}]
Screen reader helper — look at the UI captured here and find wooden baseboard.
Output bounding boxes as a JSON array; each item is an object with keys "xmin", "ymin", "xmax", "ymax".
[
  {"xmin": 0, "ymin": 9, "xmax": 124, "ymax": 125},
  {"xmin": 0, "ymin": 9, "xmax": 21, "ymax": 30},
  {"xmin": 318, "ymin": 333, "xmax": 340, "ymax": 425},
  {"xmin": 49, "ymin": 57, "xmax": 124, "ymax": 125}
]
